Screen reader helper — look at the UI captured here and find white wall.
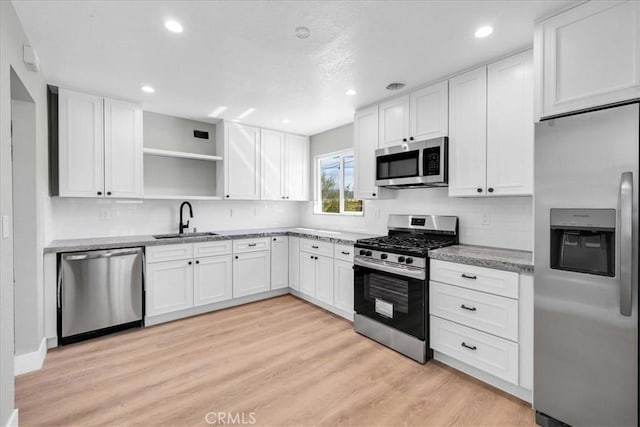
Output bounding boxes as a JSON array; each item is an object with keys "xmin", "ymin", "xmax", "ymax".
[
  {"xmin": 302, "ymin": 123, "xmax": 534, "ymax": 251},
  {"xmin": 1, "ymin": 1, "xmax": 49, "ymax": 424},
  {"xmin": 46, "ymin": 199, "xmax": 303, "ymax": 241}
]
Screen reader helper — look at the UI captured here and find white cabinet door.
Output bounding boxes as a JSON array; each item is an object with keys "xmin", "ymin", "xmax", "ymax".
[
  {"xmin": 146, "ymin": 259, "xmax": 194, "ymax": 316},
  {"xmin": 225, "ymin": 123, "xmax": 261, "ymax": 200},
  {"xmin": 487, "ymin": 51, "xmax": 534, "ymax": 196},
  {"xmin": 193, "ymin": 255, "xmax": 232, "ymax": 306},
  {"xmin": 299, "ymin": 251, "xmax": 316, "ymax": 296},
  {"xmin": 233, "ymin": 251, "xmax": 270, "ymax": 297},
  {"xmin": 334, "ymin": 259, "xmax": 354, "ymax": 315},
  {"xmin": 58, "ymin": 88, "xmax": 104, "ymax": 197},
  {"xmin": 270, "ymin": 236, "xmax": 289, "ymax": 290},
  {"xmin": 289, "ymin": 236, "xmax": 300, "ymax": 290},
  {"xmin": 354, "ymin": 105, "xmax": 380, "ymax": 200},
  {"xmin": 410, "ymin": 81, "xmax": 449, "ymax": 140},
  {"xmin": 378, "ymin": 95, "xmax": 410, "ymax": 147},
  {"xmin": 315, "ymin": 255, "xmax": 334, "ymax": 305},
  {"xmin": 285, "ymin": 133, "xmax": 310, "ymax": 201},
  {"xmin": 104, "ymin": 98, "xmax": 143, "ymax": 198},
  {"xmin": 537, "ymin": 1, "xmax": 640, "ymax": 118},
  {"xmin": 448, "ymin": 67, "xmax": 488, "ymax": 197},
  {"xmin": 261, "ymin": 129, "xmax": 285, "ymax": 200}
]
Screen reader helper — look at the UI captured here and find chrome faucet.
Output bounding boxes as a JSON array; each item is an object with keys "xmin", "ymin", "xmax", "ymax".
[{"xmin": 179, "ymin": 201, "xmax": 193, "ymax": 234}]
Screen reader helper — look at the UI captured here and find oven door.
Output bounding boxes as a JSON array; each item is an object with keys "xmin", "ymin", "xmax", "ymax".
[{"xmin": 353, "ymin": 262, "xmax": 426, "ymax": 340}]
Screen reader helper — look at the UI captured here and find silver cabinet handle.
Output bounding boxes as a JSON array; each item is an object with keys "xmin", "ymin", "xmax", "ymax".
[{"xmin": 620, "ymin": 171, "xmax": 633, "ymax": 317}]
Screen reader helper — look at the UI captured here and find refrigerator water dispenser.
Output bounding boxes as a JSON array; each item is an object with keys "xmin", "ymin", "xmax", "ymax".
[{"xmin": 550, "ymin": 209, "xmax": 615, "ymax": 277}]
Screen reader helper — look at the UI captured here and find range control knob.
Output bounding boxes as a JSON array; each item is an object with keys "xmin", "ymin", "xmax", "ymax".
[
  {"xmin": 359, "ymin": 249, "xmax": 366, "ymax": 255},
  {"xmin": 365, "ymin": 251, "xmax": 372, "ymax": 256},
  {"xmin": 405, "ymin": 258, "xmax": 414, "ymax": 264},
  {"xmin": 398, "ymin": 256, "xmax": 406, "ymax": 263},
  {"xmin": 380, "ymin": 253, "xmax": 388, "ymax": 260}
]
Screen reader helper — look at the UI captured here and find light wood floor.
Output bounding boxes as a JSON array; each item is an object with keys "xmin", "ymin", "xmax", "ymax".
[{"xmin": 16, "ymin": 295, "xmax": 534, "ymax": 426}]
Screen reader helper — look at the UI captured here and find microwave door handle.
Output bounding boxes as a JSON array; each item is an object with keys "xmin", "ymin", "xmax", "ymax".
[
  {"xmin": 418, "ymin": 148, "xmax": 424, "ymax": 178},
  {"xmin": 620, "ymin": 171, "xmax": 633, "ymax": 317}
]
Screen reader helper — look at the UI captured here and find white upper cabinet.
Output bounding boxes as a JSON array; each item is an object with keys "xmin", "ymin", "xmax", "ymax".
[
  {"xmin": 486, "ymin": 51, "xmax": 534, "ymax": 196},
  {"xmin": 410, "ymin": 81, "xmax": 449, "ymax": 141},
  {"xmin": 449, "ymin": 51, "xmax": 534, "ymax": 197},
  {"xmin": 448, "ymin": 67, "xmax": 488, "ymax": 197},
  {"xmin": 354, "ymin": 105, "xmax": 380, "ymax": 200},
  {"xmin": 378, "ymin": 95, "xmax": 410, "ymax": 147},
  {"xmin": 536, "ymin": 1, "xmax": 640, "ymax": 119},
  {"xmin": 261, "ymin": 129, "xmax": 285, "ymax": 200},
  {"xmin": 58, "ymin": 89, "xmax": 105, "ymax": 197},
  {"xmin": 57, "ymin": 88, "xmax": 143, "ymax": 198},
  {"xmin": 225, "ymin": 122, "xmax": 261, "ymax": 200},
  {"xmin": 104, "ymin": 98, "xmax": 143, "ymax": 198},
  {"xmin": 284, "ymin": 133, "xmax": 310, "ymax": 201}
]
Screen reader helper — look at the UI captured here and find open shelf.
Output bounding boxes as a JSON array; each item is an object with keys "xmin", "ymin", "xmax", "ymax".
[{"xmin": 143, "ymin": 147, "xmax": 223, "ymax": 162}]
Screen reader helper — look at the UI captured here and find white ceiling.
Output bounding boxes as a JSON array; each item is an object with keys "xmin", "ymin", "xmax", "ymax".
[{"xmin": 13, "ymin": 0, "xmax": 574, "ymax": 136}]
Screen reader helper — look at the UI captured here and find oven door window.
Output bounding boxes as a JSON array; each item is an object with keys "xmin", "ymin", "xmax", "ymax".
[
  {"xmin": 376, "ymin": 151, "xmax": 420, "ymax": 180},
  {"xmin": 354, "ymin": 265, "xmax": 426, "ymax": 340}
]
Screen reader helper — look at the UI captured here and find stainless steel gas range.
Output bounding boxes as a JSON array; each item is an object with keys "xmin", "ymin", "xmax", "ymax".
[{"xmin": 353, "ymin": 214, "xmax": 458, "ymax": 363}]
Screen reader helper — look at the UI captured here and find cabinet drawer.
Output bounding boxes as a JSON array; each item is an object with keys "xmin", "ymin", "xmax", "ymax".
[
  {"xmin": 430, "ymin": 316, "xmax": 518, "ymax": 385},
  {"xmin": 194, "ymin": 240, "xmax": 232, "ymax": 257},
  {"xmin": 430, "ymin": 282, "xmax": 518, "ymax": 341},
  {"xmin": 300, "ymin": 238, "xmax": 333, "ymax": 256},
  {"xmin": 233, "ymin": 238, "xmax": 270, "ymax": 253},
  {"xmin": 430, "ymin": 260, "xmax": 518, "ymax": 299},
  {"xmin": 146, "ymin": 243, "xmax": 193, "ymax": 263},
  {"xmin": 334, "ymin": 244, "xmax": 354, "ymax": 262}
]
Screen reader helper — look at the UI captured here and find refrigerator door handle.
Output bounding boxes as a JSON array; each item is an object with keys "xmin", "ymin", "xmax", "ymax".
[{"xmin": 620, "ymin": 171, "xmax": 633, "ymax": 317}]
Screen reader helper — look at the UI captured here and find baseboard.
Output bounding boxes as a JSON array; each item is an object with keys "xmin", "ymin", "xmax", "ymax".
[
  {"xmin": 14, "ymin": 337, "xmax": 47, "ymax": 375},
  {"xmin": 145, "ymin": 288, "xmax": 290, "ymax": 326},
  {"xmin": 5, "ymin": 409, "xmax": 18, "ymax": 427},
  {"xmin": 289, "ymin": 289, "xmax": 354, "ymax": 322},
  {"xmin": 434, "ymin": 351, "xmax": 532, "ymax": 403}
]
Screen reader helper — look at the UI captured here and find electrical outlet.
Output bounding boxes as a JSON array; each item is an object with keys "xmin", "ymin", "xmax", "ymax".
[{"xmin": 481, "ymin": 212, "xmax": 491, "ymax": 226}]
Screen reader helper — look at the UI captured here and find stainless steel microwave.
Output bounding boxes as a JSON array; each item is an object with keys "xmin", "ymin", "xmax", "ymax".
[{"xmin": 375, "ymin": 137, "xmax": 448, "ymax": 188}]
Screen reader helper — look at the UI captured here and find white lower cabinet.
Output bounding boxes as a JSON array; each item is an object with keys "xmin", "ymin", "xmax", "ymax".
[
  {"xmin": 315, "ymin": 255, "xmax": 334, "ymax": 305},
  {"xmin": 146, "ymin": 259, "xmax": 194, "ymax": 316},
  {"xmin": 299, "ymin": 252, "xmax": 317, "ymax": 296},
  {"xmin": 233, "ymin": 251, "xmax": 271, "ymax": 297},
  {"xmin": 288, "ymin": 237, "xmax": 300, "ymax": 290},
  {"xmin": 193, "ymin": 255, "xmax": 233, "ymax": 306},
  {"xmin": 429, "ymin": 259, "xmax": 533, "ymax": 401},
  {"xmin": 333, "ymin": 259, "xmax": 354, "ymax": 315},
  {"xmin": 270, "ymin": 236, "xmax": 289, "ymax": 290}
]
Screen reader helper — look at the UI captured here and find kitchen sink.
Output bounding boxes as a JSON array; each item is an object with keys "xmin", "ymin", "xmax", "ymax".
[{"xmin": 152, "ymin": 232, "xmax": 218, "ymax": 239}]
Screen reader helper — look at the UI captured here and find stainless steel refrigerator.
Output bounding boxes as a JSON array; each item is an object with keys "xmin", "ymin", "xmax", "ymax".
[{"xmin": 534, "ymin": 103, "xmax": 639, "ymax": 426}]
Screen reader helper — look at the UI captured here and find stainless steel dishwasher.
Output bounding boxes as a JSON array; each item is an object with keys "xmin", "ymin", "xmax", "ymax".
[{"xmin": 58, "ymin": 247, "xmax": 144, "ymax": 345}]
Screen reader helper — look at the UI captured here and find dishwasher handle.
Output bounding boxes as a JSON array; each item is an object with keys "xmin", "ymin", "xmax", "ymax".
[{"xmin": 63, "ymin": 248, "xmax": 142, "ymax": 261}]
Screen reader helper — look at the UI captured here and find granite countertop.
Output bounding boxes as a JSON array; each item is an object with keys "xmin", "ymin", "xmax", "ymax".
[
  {"xmin": 428, "ymin": 244, "xmax": 533, "ymax": 273},
  {"xmin": 44, "ymin": 227, "xmax": 379, "ymax": 254}
]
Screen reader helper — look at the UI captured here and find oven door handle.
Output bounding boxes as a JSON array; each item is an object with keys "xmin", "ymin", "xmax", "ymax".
[{"xmin": 354, "ymin": 258, "xmax": 426, "ymax": 280}]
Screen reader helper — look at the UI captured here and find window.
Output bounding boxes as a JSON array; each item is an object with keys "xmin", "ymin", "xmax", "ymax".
[{"xmin": 314, "ymin": 150, "xmax": 363, "ymax": 215}]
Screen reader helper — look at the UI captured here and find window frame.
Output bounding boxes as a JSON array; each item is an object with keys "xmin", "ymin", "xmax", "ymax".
[{"xmin": 313, "ymin": 149, "xmax": 364, "ymax": 216}]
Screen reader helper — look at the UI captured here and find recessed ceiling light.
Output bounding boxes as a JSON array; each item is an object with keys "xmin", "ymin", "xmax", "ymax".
[
  {"xmin": 208, "ymin": 106, "xmax": 228, "ymax": 117},
  {"xmin": 282, "ymin": 119, "xmax": 290, "ymax": 124},
  {"xmin": 165, "ymin": 20, "xmax": 183, "ymax": 33},
  {"xmin": 386, "ymin": 82, "xmax": 406, "ymax": 91},
  {"xmin": 295, "ymin": 26, "xmax": 310, "ymax": 39},
  {"xmin": 474, "ymin": 25, "xmax": 493, "ymax": 38},
  {"xmin": 141, "ymin": 85, "xmax": 155, "ymax": 93},
  {"xmin": 236, "ymin": 107, "xmax": 256, "ymax": 120},
  {"xmin": 345, "ymin": 89, "xmax": 357, "ymax": 96}
]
